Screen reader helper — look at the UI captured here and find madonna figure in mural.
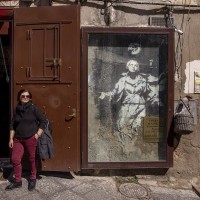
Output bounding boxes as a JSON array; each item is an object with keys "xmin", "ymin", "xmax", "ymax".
[{"xmin": 99, "ymin": 59, "xmax": 159, "ymax": 142}]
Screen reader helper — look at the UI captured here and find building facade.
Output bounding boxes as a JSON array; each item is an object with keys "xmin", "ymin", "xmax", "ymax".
[{"xmin": 0, "ymin": 0, "xmax": 200, "ymax": 179}]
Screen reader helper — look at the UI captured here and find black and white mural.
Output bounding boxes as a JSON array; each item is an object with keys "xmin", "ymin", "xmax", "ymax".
[{"xmin": 88, "ymin": 33, "xmax": 168, "ymax": 162}]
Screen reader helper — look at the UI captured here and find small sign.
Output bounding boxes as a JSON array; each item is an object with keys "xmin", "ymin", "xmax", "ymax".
[
  {"xmin": 143, "ymin": 116, "xmax": 164, "ymax": 143},
  {"xmin": 194, "ymin": 72, "xmax": 200, "ymax": 93}
]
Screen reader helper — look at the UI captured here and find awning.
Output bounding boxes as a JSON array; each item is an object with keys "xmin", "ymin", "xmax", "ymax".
[{"xmin": 0, "ymin": 9, "xmax": 13, "ymax": 19}]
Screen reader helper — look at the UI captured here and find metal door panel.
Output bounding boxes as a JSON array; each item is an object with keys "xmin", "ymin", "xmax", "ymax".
[
  {"xmin": 28, "ymin": 24, "xmax": 60, "ymax": 80},
  {"xmin": 13, "ymin": 6, "xmax": 80, "ymax": 172}
]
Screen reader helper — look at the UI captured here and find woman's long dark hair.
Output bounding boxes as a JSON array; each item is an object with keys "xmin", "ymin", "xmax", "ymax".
[{"xmin": 17, "ymin": 89, "xmax": 32, "ymax": 104}]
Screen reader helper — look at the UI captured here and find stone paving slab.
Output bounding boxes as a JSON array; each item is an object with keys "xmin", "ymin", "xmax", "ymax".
[
  {"xmin": 0, "ymin": 172, "xmax": 199, "ymax": 200},
  {"xmin": 0, "ymin": 175, "xmax": 120, "ymax": 200},
  {"xmin": 85, "ymin": 189, "xmax": 117, "ymax": 200},
  {"xmin": 36, "ymin": 177, "xmax": 63, "ymax": 196},
  {"xmin": 49, "ymin": 189, "xmax": 85, "ymax": 200},
  {"xmin": 149, "ymin": 186, "xmax": 200, "ymax": 200},
  {"xmin": 192, "ymin": 183, "xmax": 200, "ymax": 197}
]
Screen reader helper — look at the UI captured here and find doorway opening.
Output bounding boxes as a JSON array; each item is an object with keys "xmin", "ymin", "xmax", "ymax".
[{"xmin": 0, "ymin": 17, "xmax": 12, "ymax": 159}]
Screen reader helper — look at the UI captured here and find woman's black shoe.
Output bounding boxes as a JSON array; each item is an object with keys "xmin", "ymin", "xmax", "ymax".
[
  {"xmin": 5, "ymin": 182, "xmax": 22, "ymax": 190},
  {"xmin": 28, "ymin": 179, "xmax": 36, "ymax": 191}
]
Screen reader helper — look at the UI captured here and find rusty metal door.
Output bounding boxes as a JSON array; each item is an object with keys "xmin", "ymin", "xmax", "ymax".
[{"xmin": 13, "ymin": 6, "xmax": 80, "ymax": 172}]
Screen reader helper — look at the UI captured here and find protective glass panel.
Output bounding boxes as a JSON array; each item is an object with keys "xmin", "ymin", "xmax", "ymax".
[{"xmin": 88, "ymin": 33, "xmax": 168, "ymax": 162}]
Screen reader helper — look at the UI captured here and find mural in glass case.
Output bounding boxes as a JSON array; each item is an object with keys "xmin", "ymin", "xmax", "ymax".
[{"xmin": 88, "ymin": 33, "xmax": 168, "ymax": 162}]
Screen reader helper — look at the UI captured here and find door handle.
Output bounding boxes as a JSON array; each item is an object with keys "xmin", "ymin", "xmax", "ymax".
[
  {"xmin": 65, "ymin": 108, "xmax": 76, "ymax": 121},
  {"xmin": 26, "ymin": 67, "xmax": 31, "ymax": 77}
]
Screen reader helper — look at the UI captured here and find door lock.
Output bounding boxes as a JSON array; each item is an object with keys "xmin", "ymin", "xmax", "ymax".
[{"xmin": 53, "ymin": 58, "xmax": 62, "ymax": 67}]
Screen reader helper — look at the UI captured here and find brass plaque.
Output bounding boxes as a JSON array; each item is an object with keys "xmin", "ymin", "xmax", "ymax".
[{"xmin": 143, "ymin": 116, "xmax": 164, "ymax": 143}]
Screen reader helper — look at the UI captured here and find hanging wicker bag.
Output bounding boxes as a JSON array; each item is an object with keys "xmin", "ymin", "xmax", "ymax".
[{"xmin": 174, "ymin": 99, "xmax": 194, "ymax": 134}]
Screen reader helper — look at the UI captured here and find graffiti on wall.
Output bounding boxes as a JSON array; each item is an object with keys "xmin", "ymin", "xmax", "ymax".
[
  {"xmin": 88, "ymin": 33, "xmax": 168, "ymax": 162},
  {"xmin": 99, "ymin": 59, "xmax": 160, "ymax": 143}
]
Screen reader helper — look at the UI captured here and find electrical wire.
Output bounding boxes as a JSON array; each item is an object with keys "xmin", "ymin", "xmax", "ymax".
[{"xmin": 186, "ymin": 0, "xmax": 191, "ymax": 94}]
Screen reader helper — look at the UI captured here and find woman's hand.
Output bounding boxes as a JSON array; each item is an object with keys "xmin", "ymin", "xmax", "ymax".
[
  {"xmin": 9, "ymin": 130, "xmax": 15, "ymax": 148},
  {"xmin": 35, "ymin": 128, "xmax": 43, "ymax": 140},
  {"xmin": 34, "ymin": 134, "xmax": 40, "ymax": 140},
  {"xmin": 9, "ymin": 139, "xmax": 14, "ymax": 148}
]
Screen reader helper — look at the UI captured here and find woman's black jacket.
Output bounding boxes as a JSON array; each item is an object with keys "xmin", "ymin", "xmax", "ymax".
[{"xmin": 10, "ymin": 101, "xmax": 46, "ymax": 139}]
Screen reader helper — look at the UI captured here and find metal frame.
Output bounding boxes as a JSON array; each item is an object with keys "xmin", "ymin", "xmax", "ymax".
[{"xmin": 81, "ymin": 26, "xmax": 174, "ymax": 169}]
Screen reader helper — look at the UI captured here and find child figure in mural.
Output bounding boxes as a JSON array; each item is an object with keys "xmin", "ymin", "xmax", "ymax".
[{"xmin": 99, "ymin": 59, "xmax": 159, "ymax": 142}]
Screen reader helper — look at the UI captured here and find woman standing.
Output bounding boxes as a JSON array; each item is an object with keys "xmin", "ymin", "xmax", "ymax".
[{"xmin": 5, "ymin": 89, "xmax": 46, "ymax": 191}]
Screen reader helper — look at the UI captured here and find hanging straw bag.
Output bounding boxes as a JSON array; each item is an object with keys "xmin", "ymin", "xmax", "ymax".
[{"xmin": 174, "ymin": 99, "xmax": 194, "ymax": 134}]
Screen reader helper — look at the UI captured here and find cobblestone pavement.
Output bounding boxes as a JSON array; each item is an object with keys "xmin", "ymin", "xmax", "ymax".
[{"xmin": 0, "ymin": 171, "xmax": 199, "ymax": 200}]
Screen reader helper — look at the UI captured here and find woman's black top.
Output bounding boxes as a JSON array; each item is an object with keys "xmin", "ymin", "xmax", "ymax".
[{"xmin": 10, "ymin": 101, "xmax": 46, "ymax": 139}]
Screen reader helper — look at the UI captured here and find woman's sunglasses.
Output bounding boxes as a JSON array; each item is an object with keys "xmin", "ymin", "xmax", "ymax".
[{"xmin": 21, "ymin": 95, "xmax": 30, "ymax": 99}]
